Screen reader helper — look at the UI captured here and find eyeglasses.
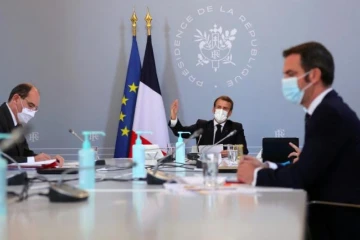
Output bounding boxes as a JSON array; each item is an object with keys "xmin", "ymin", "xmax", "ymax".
[{"xmin": 23, "ymin": 98, "xmax": 38, "ymax": 111}]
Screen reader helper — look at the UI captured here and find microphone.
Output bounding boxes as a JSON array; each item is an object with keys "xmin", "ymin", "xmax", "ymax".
[
  {"xmin": 153, "ymin": 128, "xmax": 203, "ymax": 173},
  {"xmin": 146, "ymin": 128, "xmax": 203, "ymax": 185},
  {"xmin": 57, "ymin": 159, "xmax": 137, "ymax": 185},
  {"xmin": 2, "ymin": 152, "xmax": 28, "ymax": 186},
  {"xmin": 196, "ymin": 134, "xmax": 202, "ymax": 152},
  {"xmin": 0, "ymin": 125, "xmax": 31, "ymax": 152},
  {"xmin": 68, "ymin": 128, "xmax": 105, "ymax": 166},
  {"xmin": 0, "ymin": 125, "xmax": 31, "ymax": 186},
  {"xmin": 198, "ymin": 130, "xmax": 237, "ymax": 154},
  {"xmin": 195, "ymin": 130, "xmax": 237, "ymax": 168},
  {"xmin": 212, "ymin": 129, "xmax": 237, "ymax": 146},
  {"xmin": 47, "ymin": 160, "xmax": 138, "ymax": 202},
  {"xmin": 68, "ymin": 129, "xmax": 84, "ymax": 142}
]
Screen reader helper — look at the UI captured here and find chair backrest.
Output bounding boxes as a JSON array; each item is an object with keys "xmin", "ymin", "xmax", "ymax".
[{"xmin": 262, "ymin": 137, "xmax": 299, "ymax": 163}]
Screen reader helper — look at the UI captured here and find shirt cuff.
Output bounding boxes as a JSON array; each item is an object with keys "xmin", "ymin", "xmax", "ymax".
[
  {"xmin": 170, "ymin": 117, "xmax": 178, "ymax": 127},
  {"xmin": 27, "ymin": 157, "xmax": 35, "ymax": 163},
  {"xmin": 266, "ymin": 161, "xmax": 278, "ymax": 170},
  {"xmin": 251, "ymin": 167, "xmax": 262, "ymax": 186}
]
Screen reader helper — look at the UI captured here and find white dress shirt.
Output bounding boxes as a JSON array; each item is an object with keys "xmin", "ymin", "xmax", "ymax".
[
  {"xmin": 170, "ymin": 117, "xmax": 226, "ymax": 144},
  {"xmin": 251, "ymin": 88, "xmax": 333, "ymax": 186},
  {"xmin": 5, "ymin": 103, "xmax": 35, "ymax": 163}
]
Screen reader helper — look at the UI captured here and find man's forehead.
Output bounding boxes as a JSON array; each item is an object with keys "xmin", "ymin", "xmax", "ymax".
[
  {"xmin": 283, "ymin": 54, "xmax": 302, "ymax": 71},
  {"xmin": 216, "ymin": 100, "xmax": 230, "ymax": 105},
  {"xmin": 26, "ymin": 88, "xmax": 40, "ymax": 104},
  {"xmin": 28, "ymin": 87, "xmax": 39, "ymax": 96}
]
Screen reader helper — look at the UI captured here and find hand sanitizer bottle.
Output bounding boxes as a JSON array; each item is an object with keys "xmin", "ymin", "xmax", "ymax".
[
  {"xmin": 0, "ymin": 134, "xmax": 10, "ymax": 216},
  {"xmin": 176, "ymin": 131, "xmax": 190, "ymax": 164},
  {"xmin": 132, "ymin": 131, "xmax": 152, "ymax": 179},
  {"xmin": 79, "ymin": 131, "xmax": 105, "ymax": 190}
]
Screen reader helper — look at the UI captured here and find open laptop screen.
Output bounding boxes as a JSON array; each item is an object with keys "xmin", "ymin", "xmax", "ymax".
[{"xmin": 262, "ymin": 138, "xmax": 299, "ymax": 163}]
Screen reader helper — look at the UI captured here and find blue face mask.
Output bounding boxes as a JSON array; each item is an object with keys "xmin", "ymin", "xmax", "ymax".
[{"xmin": 282, "ymin": 71, "xmax": 312, "ymax": 104}]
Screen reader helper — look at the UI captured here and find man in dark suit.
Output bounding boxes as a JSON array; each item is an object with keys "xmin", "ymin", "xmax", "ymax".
[
  {"xmin": 0, "ymin": 83, "xmax": 64, "ymax": 165},
  {"xmin": 237, "ymin": 42, "xmax": 360, "ymax": 239},
  {"xmin": 168, "ymin": 96, "xmax": 248, "ymax": 154}
]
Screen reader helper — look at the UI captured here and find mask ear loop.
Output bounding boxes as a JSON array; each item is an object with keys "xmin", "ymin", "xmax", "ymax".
[
  {"xmin": 13, "ymin": 98, "xmax": 21, "ymax": 115},
  {"xmin": 296, "ymin": 70, "xmax": 313, "ymax": 91}
]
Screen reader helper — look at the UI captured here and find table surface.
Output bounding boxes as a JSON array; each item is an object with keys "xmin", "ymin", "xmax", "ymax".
[{"xmin": 3, "ymin": 160, "xmax": 307, "ymax": 240}]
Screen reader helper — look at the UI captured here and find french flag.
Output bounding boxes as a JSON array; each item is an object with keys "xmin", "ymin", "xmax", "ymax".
[{"xmin": 129, "ymin": 35, "xmax": 169, "ymax": 156}]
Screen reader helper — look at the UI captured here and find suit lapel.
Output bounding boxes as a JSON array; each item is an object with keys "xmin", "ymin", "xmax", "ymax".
[
  {"xmin": 0, "ymin": 103, "xmax": 22, "ymax": 156},
  {"xmin": 0, "ymin": 103, "xmax": 15, "ymax": 130},
  {"xmin": 207, "ymin": 121, "xmax": 214, "ymax": 144},
  {"xmin": 222, "ymin": 121, "xmax": 231, "ymax": 138},
  {"xmin": 304, "ymin": 90, "xmax": 337, "ymax": 140},
  {"xmin": 14, "ymin": 124, "xmax": 25, "ymax": 156}
]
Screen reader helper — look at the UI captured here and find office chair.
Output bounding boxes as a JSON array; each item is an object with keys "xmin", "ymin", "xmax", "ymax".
[{"xmin": 306, "ymin": 200, "xmax": 360, "ymax": 240}]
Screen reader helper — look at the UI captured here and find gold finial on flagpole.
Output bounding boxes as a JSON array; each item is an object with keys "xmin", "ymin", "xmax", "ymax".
[
  {"xmin": 145, "ymin": 7, "xmax": 152, "ymax": 36},
  {"xmin": 130, "ymin": 8, "xmax": 138, "ymax": 36}
]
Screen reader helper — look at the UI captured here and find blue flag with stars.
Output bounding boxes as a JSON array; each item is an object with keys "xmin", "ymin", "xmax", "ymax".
[{"xmin": 114, "ymin": 36, "xmax": 141, "ymax": 157}]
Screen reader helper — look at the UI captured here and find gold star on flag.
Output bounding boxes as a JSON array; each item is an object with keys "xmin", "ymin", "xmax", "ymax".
[
  {"xmin": 119, "ymin": 112, "xmax": 126, "ymax": 121},
  {"xmin": 128, "ymin": 82, "xmax": 139, "ymax": 93},
  {"xmin": 121, "ymin": 96, "xmax": 129, "ymax": 105},
  {"xmin": 121, "ymin": 126, "xmax": 130, "ymax": 136}
]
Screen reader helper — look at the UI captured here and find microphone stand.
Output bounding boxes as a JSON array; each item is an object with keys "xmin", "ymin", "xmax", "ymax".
[
  {"xmin": 2, "ymin": 152, "xmax": 28, "ymax": 186},
  {"xmin": 68, "ymin": 129, "xmax": 105, "ymax": 166},
  {"xmin": 146, "ymin": 128, "xmax": 203, "ymax": 185},
  {"xmin": 0, "ymin": 125, "xmax": 32, "ymax": 186},
  {"xmin": 195, "ymin": 130, "xmax": 238, "ymax": 168}
]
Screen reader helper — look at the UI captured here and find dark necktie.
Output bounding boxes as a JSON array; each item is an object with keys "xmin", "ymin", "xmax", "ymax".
[
  {"xmin": 305, "ymin": 113, "xmax": 311, "ymax": 130},
  {"xmin": 214, "ymin": 124, "xmax": 222, "ymax": 144}
]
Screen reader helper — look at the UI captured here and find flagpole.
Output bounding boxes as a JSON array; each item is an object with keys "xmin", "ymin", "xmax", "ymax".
[
  {"xmin": 145, "ymin": 7, "xmax": 152, "ymax": 36},
  {"xmin": 131, "ymin": 9, "xmax": 138, "ymax": 36},
  {"xmin": 114, "ymin": 9, "xmax": 141, "ymax": 158}
]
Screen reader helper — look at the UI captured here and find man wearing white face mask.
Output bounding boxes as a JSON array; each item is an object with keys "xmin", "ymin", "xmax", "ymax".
[
  {"xmin": 168, "ymin": 96, "xmax": 248, "ymax": 154},
  {"xmin": 0, "ymin": 83, "xmax": 64, "ymax": 166}
]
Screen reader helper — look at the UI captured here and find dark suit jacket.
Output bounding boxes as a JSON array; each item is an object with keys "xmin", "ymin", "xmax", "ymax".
[
  {"xmin": 256, "ymin": 90, "xmax": 360, "ymax": 239},
  {"xmin": 168, "ymin": 119, "xmax": 248, "ymax": 154},
  {"xmin": 0, "ymin": 102, "xmax": 36, "ymax": 163}
]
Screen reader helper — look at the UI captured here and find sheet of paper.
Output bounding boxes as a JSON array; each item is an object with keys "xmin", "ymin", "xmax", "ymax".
[
  {"xmin": 179, "ymin": 176, "xmax": 227, "ymax": 185},
  {"xmin": 8, "ymin": 159, "xmax": 56, "ymax": 167},
  {"xmin": 163, "ymin": 183, "xmax": 257, "ymax": 195},
  {"xmin": 163, "ymin": 181, "xmax": 299, "ymax": 196},
  {"xmin": 198, "ymin": 144, "xmax": 223, "ymax": 154},
  {"xmin": 62, "ymin": 162, "xmax": 79, "ymax": 168}
]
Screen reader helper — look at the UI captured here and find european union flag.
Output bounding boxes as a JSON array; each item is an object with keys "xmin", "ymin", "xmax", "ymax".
[{"xmin": 114, "ymin": 36, "xmax": 141, "ymax": 157}]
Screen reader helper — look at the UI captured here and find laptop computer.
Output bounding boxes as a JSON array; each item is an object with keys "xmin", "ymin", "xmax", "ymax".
[{"xmin": 262, "ymin": 137, "xmax": 299, "ymax": 163}]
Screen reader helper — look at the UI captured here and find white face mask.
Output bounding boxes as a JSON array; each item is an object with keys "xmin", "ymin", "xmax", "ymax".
[
  {"xmin": 16, "ymin": 100, "xmax": 36, "ymax": 124},
  {"xmin": 214, "ymin": 109, "xmax": 228, "ymax": 123}
]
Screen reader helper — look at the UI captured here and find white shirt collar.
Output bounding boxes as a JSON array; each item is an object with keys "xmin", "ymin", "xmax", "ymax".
[
  {"xmin": 306, "ymin": 88, "xmax": 333, "ymax": 115},
  {"xmin": 213, "ymin": 119, "xmax": 226, "ymax": 128},
  {"xmin": 6, "ymin": 103, "xmax": 18, "ymax": 126}
]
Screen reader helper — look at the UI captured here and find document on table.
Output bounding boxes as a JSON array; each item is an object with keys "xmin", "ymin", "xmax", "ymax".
[
  {"xmin": 163, "ymin": 176, "xmax": 300, "ymax": 196},
  {"xmin": 8, "ymin": 159, "xmax": 57, "ymax": 168}
]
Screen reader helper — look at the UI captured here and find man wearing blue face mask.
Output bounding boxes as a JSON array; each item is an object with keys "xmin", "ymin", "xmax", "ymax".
[
  {"xmin": 168, "ymin": 96, "xmax": 248, "ymax": 154},
  {"xmin": 237, "ymin": 42, "xmax": 360, "ymax": 239},
  {"xmin": 0, "ymin": 83, "xmax": 64, "ymax": 166}
]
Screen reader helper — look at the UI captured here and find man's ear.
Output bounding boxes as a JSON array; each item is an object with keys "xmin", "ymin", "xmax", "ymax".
[
  {"xmin": 227, "ymin": 110, "xmax": 232, "ymax": 118},
  {"xmin": 309, "ymin": 68, "xmax": 322, "ymax": 84},
  {"xmin": 11, "ymin": 94, "xmax": 20, "ymax": 103}
]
